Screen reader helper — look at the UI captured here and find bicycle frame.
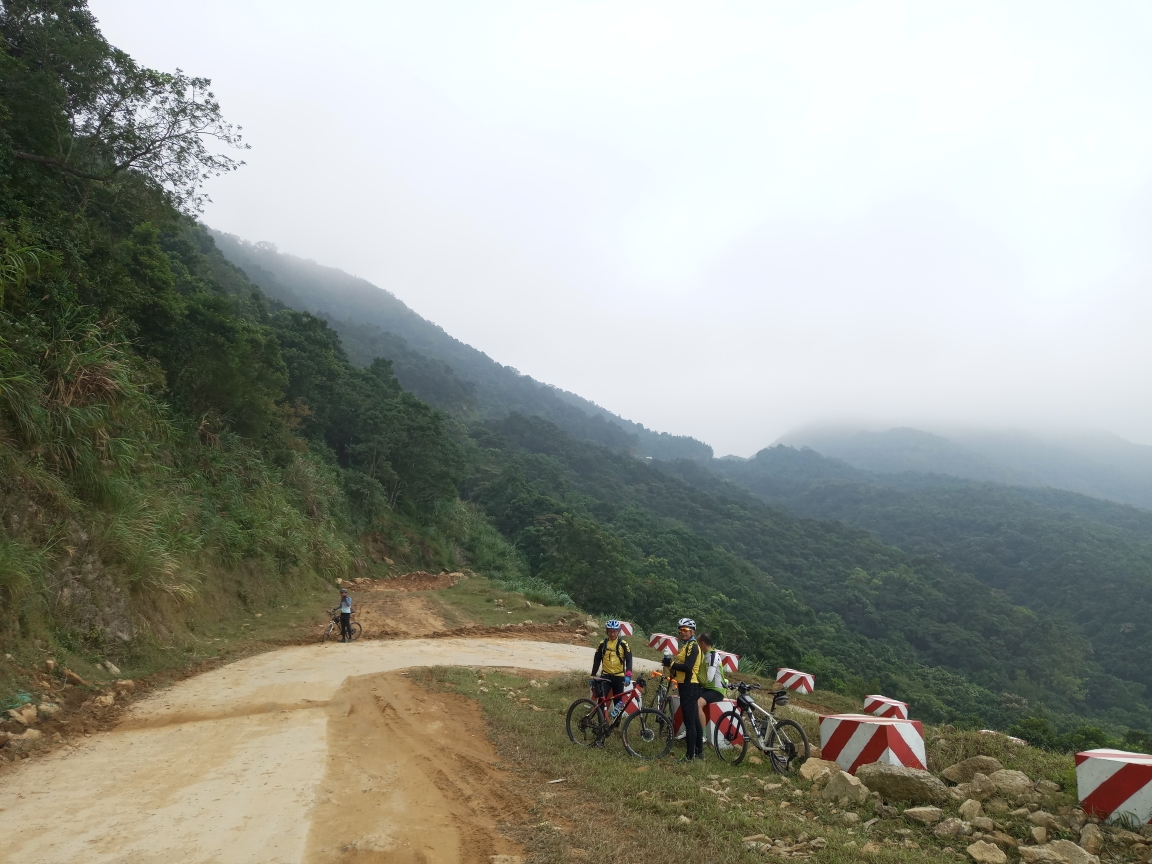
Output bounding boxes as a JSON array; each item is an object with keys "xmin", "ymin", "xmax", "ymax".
[
  {"xmin": 588, "ymin": 676, "xmax": 645, "ymax": 727},
  {"xmin": 721, "ymin": 685, "xmax": 790, "ymax": 756}
]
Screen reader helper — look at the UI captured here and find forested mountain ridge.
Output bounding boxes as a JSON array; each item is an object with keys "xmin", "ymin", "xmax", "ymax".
[
  {"xmin": 781, "ymin": 426, "xmax": 1152, "ymax": 509},
  {"xmin": 3, "ymin": 0, "xmax": 1149, "ymax": 751},
  {"xmin": 709, "ymin": 445, "xmax": 1152, "ymax": 731},
  {"xmin": 210, "ymin": 232, "xmax": 713, "ymax": 463}
]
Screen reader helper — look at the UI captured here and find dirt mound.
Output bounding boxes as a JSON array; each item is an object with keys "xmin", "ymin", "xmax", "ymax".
[{"xmin": 338, "ymin": 570, "xmax": 468, "ymax": 592}]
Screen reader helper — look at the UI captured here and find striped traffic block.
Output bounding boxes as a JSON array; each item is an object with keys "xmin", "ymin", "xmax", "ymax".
[
  {"xmin": 672, "ymin": 698, "xmax": 741, "ymax": 746},
  {"xmin": 1075, "ymin": 749, "xmax": 1152, "ymax": 826},
  {"xmin": 863, "ymin": 694, "xmax": 909, "ymax": 720},
  {"xmin": 714, "ymin": 650, "xmax": 739, "ymax": 673},
  {"xmin": 618, "ymin": 621, "xmax": 634, "ymax": 637},
  {"xmin": 819, "ymin": 714, "xmax": 927, "ymax": 773},
  {"xmin": 648, "ymin": 633, "xmax": 679, "ymax": 654},
  {"xmin": 776, "ymin": 668, "xmax": 815, "ymax": 695},
  {"xmin": 621, "ymin": 682, "xmax": 642, "ymax": 716}
]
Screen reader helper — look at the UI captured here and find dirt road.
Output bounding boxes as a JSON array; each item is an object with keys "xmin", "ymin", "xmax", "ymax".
[{"xmin": 0, "ymin": 638, "xmax": 601, "ymax": 864}]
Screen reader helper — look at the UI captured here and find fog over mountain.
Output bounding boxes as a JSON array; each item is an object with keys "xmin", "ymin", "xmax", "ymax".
[{"xmin": 90, "ymin": 1, "xmax": 1152, "ymax": 456}]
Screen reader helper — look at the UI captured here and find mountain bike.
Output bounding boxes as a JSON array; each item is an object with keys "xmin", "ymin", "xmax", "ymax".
[
  {"xmin": 712, "ymin": 682, "xmax": 810, "ymax": 774},
  {"xmin": 322, "ymin": 608, "xmax": 362, "ymax": 642},
  {"xmin": 566, "ymin": 675, "xmax": 673, "ymax": 759}
]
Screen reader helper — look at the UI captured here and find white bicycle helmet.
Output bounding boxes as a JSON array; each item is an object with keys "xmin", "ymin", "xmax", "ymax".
[
  {"xmin": 678, "ymin": 617, "xmax": 696, "ymax": 630},
  {"xmin": 605, "ymin": 619, "xmax": 622, "ymax": 630}
]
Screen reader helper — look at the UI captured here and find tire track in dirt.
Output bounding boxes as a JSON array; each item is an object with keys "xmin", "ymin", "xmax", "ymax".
[{"xmin": 0, "ymin": 639, "xmax": 602, "ymax": 864}]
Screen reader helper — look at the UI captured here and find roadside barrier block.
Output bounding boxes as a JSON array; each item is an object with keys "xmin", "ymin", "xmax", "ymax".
[
  {"xmin": 714, "ymin": 650, "xmax": 739, "ymax": 673},
  {"xmin": 776, "ymin": 668, "xmax": 815, "ymax": 694},
  {"xmin": 1075, "ymin": 749, "xmax": 1152, "ymax": 826},
  {"xmin": 863, "ymin": 694, "xmax": 909, "ymax": 719},
  {"xmin": 648, "ymin": 633, "xmax": 679, "ymax": 654},
  {"xmin": 618, "ymin": 622, "xmax": 634, "ymax": 636},
  {"xmin": 819, "ymin": 714, "xmax": 927, "ymax": 773},
  {"xmin": 672, "ymin": 698, "xmax": 741, "ymax": 747}
]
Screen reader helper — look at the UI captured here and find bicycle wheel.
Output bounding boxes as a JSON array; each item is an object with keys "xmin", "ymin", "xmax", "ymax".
[
  {"xmin": 565, "ymin": 699, "xmax": 603, "ymax": 746},
  {"xmin": 622, "ymin": 709, "xmax": 674, "ymax": 759},
  {"xmin": 712, "ymin": 710, "xmax": 749, "ymax": 765},
  {"xmin": 348, "ymin": 621, "xmax": 363, "ymax": 641},
  {"xmin": 322, "ymin": 622, "xmax": 337, "ymax": 642},
  {"xmin": 767, "ymin": 718, "xmax": 810, "ymax": 776}
]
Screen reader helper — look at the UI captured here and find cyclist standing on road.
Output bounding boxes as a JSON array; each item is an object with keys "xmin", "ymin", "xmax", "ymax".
[
  {"xmin": 590, "ymin": 620, "xmax": 632, "ymax": 715},
  {"xmin": 697, "ymin": 632, "xmax": 728, "ymax": 733},
  {"xmin": 338, "ymin": 588, "xmax": 353, "ymax": 643},
  {"xmin": 666, "ymin": 617, "xmax": 703, "ymax": 761}
]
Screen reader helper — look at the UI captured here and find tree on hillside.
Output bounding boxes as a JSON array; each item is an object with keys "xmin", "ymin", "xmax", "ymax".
[{"xmin": 1, "ymin": 0, "xmax": 246, "ymax": 212}]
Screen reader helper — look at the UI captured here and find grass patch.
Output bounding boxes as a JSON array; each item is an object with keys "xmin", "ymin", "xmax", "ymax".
[
  {"xmin": 432, "ymin": 576, "xmax": 575, "ymax": 629},
  {"xmin": 412, "ymin": 666, "xmax": 1092, "ymax": 864}
]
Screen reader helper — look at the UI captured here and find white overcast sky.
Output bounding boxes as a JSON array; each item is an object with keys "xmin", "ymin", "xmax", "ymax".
[{"xmin": 92, "ymin": 1, "xmax": 1152, "ymax": 455}]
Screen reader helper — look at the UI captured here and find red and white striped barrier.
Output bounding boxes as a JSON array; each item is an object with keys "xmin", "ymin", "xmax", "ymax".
[
  {"xmin": 776, "ymin": 668, "xmax": 815, "ymax": 695},
  {"xmin": 863, "ymin": 694, "xmax": 909, "ymax": 720},
  {"xmin": 1075, "ymin": 749, "xmax": 1152, "ymax": 826},
  {"xmin": 618, "ymin": 622, "xmax": 634, "ymax": 637},
  {"xmin": 672, "ymin": 698, "xmax": 741, "ymax": 745},
  {"xmin": 621, "ymin": 682, "xmax": 642, "ymax": 717},
  {"xmin": 819, "ymin": 714, "xmax": 927, "ymax": 773},
  {"xmin": 714, "ymin": 650, "xmax": 739, "ymax": 673},
  {"xmin": 648, "ymin": 633, "xmax": 679, "ymax": 654}
]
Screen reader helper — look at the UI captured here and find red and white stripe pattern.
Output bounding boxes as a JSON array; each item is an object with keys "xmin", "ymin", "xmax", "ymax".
[
  {"xmin": 776, "ymin": 668, "xmax": 815, "ymax": 695},
  {"xmin": 648, "ymin": 633, "xmax": 679, "ymax": 654},
  {"xmin": 618, "ymin": 621, "xmax": 634, "ymax": 637},
  {"xmin": 621, "ymin": 682, "xmax": 642, "ymax": 716},
  {"xmin": 672, "ymin": 698, "xmax": 741, "ymax": 746},
  {"xmin": 863, "ymin": 694, "xmax": 909, "ymax": 720},
  {"xmin": 819, "ymin": 714, "xmax": 927, "ymax": 773},
  {"xmin": 713, "ymin": 650, "xmax": 739, "ymax": 673},
  {"xmin": 1075, "ymin": 749, "xmax": 1152, "ymax": 826}
]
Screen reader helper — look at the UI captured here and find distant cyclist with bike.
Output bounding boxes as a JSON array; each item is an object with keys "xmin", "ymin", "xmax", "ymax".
[
  {"xmin": 338, "ymin": 588, "xmax": 353, "ymax": 643},
  {"xmin": 666, "ymin": 617, "xmax": 703, "ymax": 761},
  {"xmin": 590, "ymin": 619, "xmax": 633, "ymax": 716}
]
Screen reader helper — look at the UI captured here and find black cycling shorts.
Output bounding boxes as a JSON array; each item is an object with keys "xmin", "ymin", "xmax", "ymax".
[{"xmin": 701, "ymin": 688, "xmax": 725, "ymax": 705}]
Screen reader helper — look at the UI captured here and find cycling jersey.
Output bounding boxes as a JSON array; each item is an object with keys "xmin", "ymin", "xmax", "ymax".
[
  {"xmin": 591, "ymin": 638, "xmax": 632, "ymax": 677},
  {"xmin": 670, "ymin": 638, "xmax": 701, "ymax": 685}
]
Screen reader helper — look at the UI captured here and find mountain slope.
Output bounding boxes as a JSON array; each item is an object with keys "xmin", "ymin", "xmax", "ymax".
[
  {"xmin": 710, "ymin": 445, "xmax": 1152, "ymax": 729},
  {"xmin": 209, "ymin": 232, "xmax": 712, "ymax": 462}
]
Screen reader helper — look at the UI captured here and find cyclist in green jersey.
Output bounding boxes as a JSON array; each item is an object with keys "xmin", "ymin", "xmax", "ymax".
[{"xmin": 696, "ymin": 632, "xmax": 728, "ymax": 732}]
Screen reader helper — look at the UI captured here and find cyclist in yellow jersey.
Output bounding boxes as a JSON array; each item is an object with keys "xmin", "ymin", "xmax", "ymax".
[
  {"xmin": 590, "ymin": 619, "xmax": 633, "ymax": 712},
  {"xmin": 665, "ymin": 617, "xmax": 704, "ymax": 761}
]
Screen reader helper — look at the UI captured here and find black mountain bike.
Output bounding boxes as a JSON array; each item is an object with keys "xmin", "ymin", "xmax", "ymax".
[
  {"xmin": 322, "ymin": 608, "xmax": 362, "ymax": 642},
  {"xmin": 712, "ymin": 682, "xmax": 810, "ymax": 774}
]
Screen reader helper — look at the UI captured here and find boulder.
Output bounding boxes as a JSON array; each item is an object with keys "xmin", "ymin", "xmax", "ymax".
[
  {"xmin": 990, "ymin": 769, "xmax": 1034, "ymax": 800},
  {"xmin": 1019, "ymin": 841, "xmax": 1100, "ymax": 864},
  {"xmin": 987, "ymin": 831, "xmax": 1018, "ymax": 848},
  {"xmin": 856, "ymin": 763, "xmax": 950, "ymax": 804},
  {"xmin": 0, "ymin": 730, "xmax": 10, "ymax": 747},
  {"xmin": 113, "ymin": 679, "xmax": 135, "ymax": 694},
  {"xmin": 935, "ymin": 818, "xmax": 965, "ymax": 837},
  {"xmin": 943, "ymin": 756, "xmax": 1005, "ymax": 784},
  {"xmin": 799, "ymin": 758, "xmax": 839, "ymax": 785},
  {"xmin": 100, "ymin": 659, "xmax": 121, "ymax": 675},
  {"xmin": 972, "ymin": 817, "xmax": 995, "ymax": 832},
  {"xmin": 967, "ymin": 840, "xmax": 1008, "ymax": 864},
  {"xmin": 1078, "ymin": 824, "xmax": 1103, "ymax": 855},
  {"xmin": 960, "ymin": 799, "xmax": 984, "ymax": 821},
  {"xmin": 1029, "ymin": 811, "xmax": 1062, "ymax": 831},
  {"xmin": 37, "ymin": 702, "xmax": 61, "ymax": 718},
  {"xmin": 985, "ymin": 797, "xmax": 1010, "ymax": 813},
  {"xmin": 93, "ymin": 693, "xmax": 115, "ymax": 708},
  {"xmin": 8, "ymin": 728, "xmax": 42, "ymax": 750},
  {"xmin": 1032, "ymin": 827, "xmax": 1049, "ymax": 845},
  {"xmin": 1107, "ymin": 829, "xmax": 1144, "ymax": 846},
  {"xmin": 822, "ymin": 770, "xmax": 870, "ymax": 804},
  {"xmin": 63, "ymin": 668, "xmax": 89, "ymax": 687},
  {"xmin": 7, "ymin": 704, "xmax": 37, "ymax": 726},
  {"xmin": 970, "ymin": 772, "xmax": 997, "ymax": 801},
  {"xmin": 1035, "ymin": 780, "xmax": 1062, "ymax": 795},
  {"xmin": 904, "ymin": 806, "xmax": 944, "ymax": 824}
]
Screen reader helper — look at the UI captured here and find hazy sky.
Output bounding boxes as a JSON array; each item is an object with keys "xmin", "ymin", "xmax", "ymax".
[{"xmin": 92, "ymin": 1, "xmax": 1152, "ymax": 455}]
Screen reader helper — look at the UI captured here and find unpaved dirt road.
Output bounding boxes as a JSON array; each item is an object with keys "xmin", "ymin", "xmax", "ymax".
[{"xmin": 0, "ymin": 638, "xmax": 601, "ymax": 864}]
